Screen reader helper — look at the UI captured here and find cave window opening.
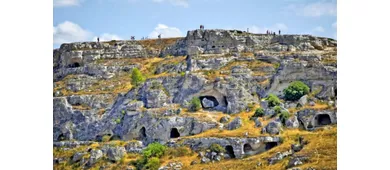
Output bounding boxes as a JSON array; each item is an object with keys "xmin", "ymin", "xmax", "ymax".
[
  {"xmin": 212, "ymin": 45, "xmax": 216, "ymax": 48},
  {"xmin": 243, "ymin": 143, "xmax": 253, "ymax": 154},
  {"xmin": 265, "ymin": 142, "xmax": 278, "ymax": 150},
  {"xmin": 199, "ymin": 96, "xmax": 219, "ymax": 109},
  {"xmin": 139, "ymin": 127, "xmax": 146, "ymax": 140},
  {"xmin": 170, "ymin": 128, "xmax": 180, "ymax": 138},
  {"xmin": 225, "ymin": 145, "xmax": 236, "ymax": 158},
  {"xmin": 316, "ymin": 114, "xmax": 331, "ymax": 126}
]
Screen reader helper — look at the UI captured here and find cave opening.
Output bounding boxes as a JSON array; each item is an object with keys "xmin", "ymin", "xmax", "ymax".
[
  {"xmin": 243, "ymin": 143, "xmax": 253, "ymax": 154},
  {"xmin": 225, "ymin": 145, "xmax": 236, "ymax": 158},
  {"xmin": 265, "ymin": 142, "xmax": 278, "ymax": 150},
  {"xmin": 316, "ymin": 114, "xmax": 331, "ymax": 126},
  {"xmin": 139, "ymin": 127, "xmax": 147, "ymax": 140},
  {"xmin": 57, "ymin": 134, "xmax": 65, "ymax": 141},
  {"xmin": 170, "ymin": 128, "xmax": 180, "ymax": 138},
  {"xmin": 199, "ymin": 96, "xmax": 219, "ymax": 109},
  {"xmin": 68, "ymin": 62, "xmax": 80, "ymax": 68}
]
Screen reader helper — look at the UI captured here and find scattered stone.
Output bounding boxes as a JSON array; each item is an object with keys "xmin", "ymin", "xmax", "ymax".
[
  {"xmin": 190, "ymin": 161, "xmax": 198, "ymax": 165},
  {"xmin": 287, "ymin": 156, "xmax": 309, "ymax": 168},
  {"xmin": 202, "ymin": 98, "xmax": 215, "ymax": 108},
  {"xmin": 72, "ymin": 152, "xmax": 86, "ymax": 163},
  {"xmin": 285, "ymin": 116, "xmax": 299, "ymax": 129}
]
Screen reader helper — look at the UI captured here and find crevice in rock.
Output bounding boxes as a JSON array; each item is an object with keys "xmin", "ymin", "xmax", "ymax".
[{"xmin": 265, "ymin": 142, "xmax": 278, "ymax": 150}]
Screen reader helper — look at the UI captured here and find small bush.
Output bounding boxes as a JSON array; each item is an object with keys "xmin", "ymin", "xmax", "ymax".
[
  {"xmin": 189, "ymin": 97, "xmax": 201, "ymax": 112},
  {"xmin": 102, "ymin": 135, "xmax": 111, "ymax": 142},
  {"xmin": 274, "ymin": 106, "xmax": 282, "ymax": 114},
  {"xmin": 144, "ymin": 157, "xmax": 160, "ymax": 170},
  {"xmin": 266, "ymin": 94, "xmax": 281, "ymax": 107},
  {"xmin": 283, "ymin": 81, "xmax": 310, "ymax": 101},
  {"xmin": 180, "ymin": 71, "xmax": 185, "ymax": 76},
  {"xmin": 279, "ymin": 110, "xmax": 290, "ymax": 124},
  {"xmin": 143, "ymin": 142, "xmax": 167, "ymax": 158},
  {"xmin": 115, "ymin": 118, "xmax": 121, "ymax": 124},
  {"xmin": 210, "ymin": 143, "xmax": 226, "ymax": 153},
  {"xmin": 131, "ymin": 68, "xmax": 146, "ymax": 87},
  {"xmin": 252, "ymin": 108, "xmax": 265, "ymax": 117},
  {"xmin": 166, "ymin": 146, "xmax": 191, "ymax": 157}
]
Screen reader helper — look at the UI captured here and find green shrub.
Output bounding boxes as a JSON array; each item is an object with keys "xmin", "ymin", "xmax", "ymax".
[
  {"xmin": 180, "ymin": 71, "xmax": 185, "ymax": 76},
  {"xmin": 131, "ymin": 68, "xmax": 146, "ymax": 87},
  {"xmin": 274, "ymin": 106, "xmax": 282, "ymax": 114},
  {"xmin": 102, "ymin": 135, "xmax": 111, "ymax": 142},
  {"xmin": 143, "ymin": 142, "xmax": 167, "ymax": 158},
  {"xmin": 279, "ymin": 110, "xmax": 290, "ymax": 124},
  {"xmin": 283, "ymin": 81, "xmax": 310, "ymax": 101},
  {"xmin": 266, "ymin": 94, "xmax": 281, "ymax": 107},
  {"xmin": 115, "ymin": 118, "xmax": 121, "ymax": 124},
  {"xmin": 144, "ymin": 157, "xmax": 160, "ymax": 170},
  {"xmin": 189, "ymin": 97, "xmax": 201, "ymax": 112},
  {"xmin": 252, "ymin": 108, "xmax": 265, "ymax": 117},
  {"xmin": 210, "ymin": 143, "xmax": 226, "ymax": 153}
]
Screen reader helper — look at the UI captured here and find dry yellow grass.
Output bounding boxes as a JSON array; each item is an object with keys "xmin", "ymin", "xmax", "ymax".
[{"xmin": 138, "ymin": 37, "xmax": 183, "ymax": 52}]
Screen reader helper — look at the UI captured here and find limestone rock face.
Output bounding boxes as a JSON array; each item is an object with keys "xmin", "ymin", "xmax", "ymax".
[
  {"xmin": 145, "ymin": 89, "xmax": 169, "ymax": 108},
  {"xmin": 88, "ymin": 149, "xmax": 103, "ymax": 166},
  {"xmin": 285, "ymin": 116, "xmax": 300, "ymax": 129},
  {"xmin": 297, "ymin": 109, "xmax": 337, "ymax": 129}
]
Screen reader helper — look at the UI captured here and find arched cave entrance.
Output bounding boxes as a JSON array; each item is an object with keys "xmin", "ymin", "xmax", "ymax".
[
  {"xmin": 138, "ymin": 127, "xmax": 147, "ymax": 140},
  {"xmin": 68, "ymin": 62, "xmax": 80, "ymax": 68},
  {"xmin": 243, "ymin": 143, "xmax": 253, "ymax": 154},
  {"xmin": 315, "ymin": 114, "xmax": 331, "ymax": 126},
  {"xmin": 170, "ymin": 128, "xmax": 180, "ymax": 138},
  {"xmin": 225, "ymin": 145, "xmax": 236, "ymax": 158},
  {"xmin": 199, "ymin": 96, "xmax": 219, "ymax": 109},
  {"xmin": 265, "ymin": 142, "xmax": 278, "ymax": 150}
]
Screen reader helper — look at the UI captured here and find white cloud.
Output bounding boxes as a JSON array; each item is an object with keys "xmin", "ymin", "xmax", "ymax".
[
  {"xmin": 54, "ymin": 0, "xmax": 81, "ymax": 7},
  {"xmin": 152, "ymin": 0, "xmax": 189, "ymax": 7},
  {"xmin": 53, "ymin": 21, "xmax": 92, "ymax": 45},
  {"xmin": 332, "ymin": 22, "xmax": 337, "ymax": 29},
  {"xmin": 148, "ymin": 24, "xmax": 183, "ymax": 38},
  {"xmin": 247, "ymin": 23, "xmax": 288, "ymax": 34},
  {"xmin": 314, "ymin": 26, "xmax": 325, "ymax": 32},
  {"xmin": 288, "ymin": 0, "xmax": 336, "ymax": 17},
  {"xmin": 92, "ymin": 33, "xmax": 123, "ymax": 41}
]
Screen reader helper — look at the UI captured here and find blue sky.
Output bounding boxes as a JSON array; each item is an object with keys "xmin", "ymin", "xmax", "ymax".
[{"xmin": 53, "ymin": 0, "xmax": 337, "ymax": 48}]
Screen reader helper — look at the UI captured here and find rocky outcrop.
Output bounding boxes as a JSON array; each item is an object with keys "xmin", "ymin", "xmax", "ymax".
[{"xmin": 297, "ymin": 109, "xmax": 337, "ymax": 130}]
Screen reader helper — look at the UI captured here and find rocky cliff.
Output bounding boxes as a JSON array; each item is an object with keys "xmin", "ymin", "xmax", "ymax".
[{"xmin": 53, "ymin": 29, "xmax": 337, "ymax": 170}]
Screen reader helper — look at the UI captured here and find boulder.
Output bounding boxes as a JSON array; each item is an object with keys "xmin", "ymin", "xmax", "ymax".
[
  {"xmin": 287, "ymin": 156, "xmax": 309, "ymax": 168},
  {"xmin": 285, "ymin": 116, "xmax": 299, "ymax": 129},
  {"xmin": 254, "ymin": 117, "xmax": 263, "ymax": 127},
  {"xmin": 265, "ymin": 121, "xmax": 282, "ymax": 135},
  {"xmin": 107, "ymin": 146, "xmax": 126, "ymax": 162},
  {"xmin": 88, "ymin": 149, "xmax": 103, "ymax": 166},
  {"xmin": 298, "ymin": 95, "xmax": 308, "ymax": 106},
  {"xmin": 220, "ymin": 116, "xmax": 230, "ymax": 123},
  {"xmin": 227, "ymin": 117, "xmax": 243, "ymax": 130}
]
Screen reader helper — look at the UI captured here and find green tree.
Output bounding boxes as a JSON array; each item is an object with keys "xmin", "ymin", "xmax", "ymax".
[
  {"xmin": 266, "ymin": 94, "xmax": 281, "ymax": 107},
  {"xmin": 131, "ymin": 68, "xmax": 146, "ymax": 87},
  {"xmin": 142, "ymin": 142, "xmax": 167, "ymax": 158},
  {"xmin": 252, "ymin": 108, "xmax": 265, "ymax": 117},
  {"xmin": 283, "ymin": 81, "xmax": 310, "ymax": 101},
  {"xmin": 189, "ymin": 97, "xmax": 201, "ymax": 112}
]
